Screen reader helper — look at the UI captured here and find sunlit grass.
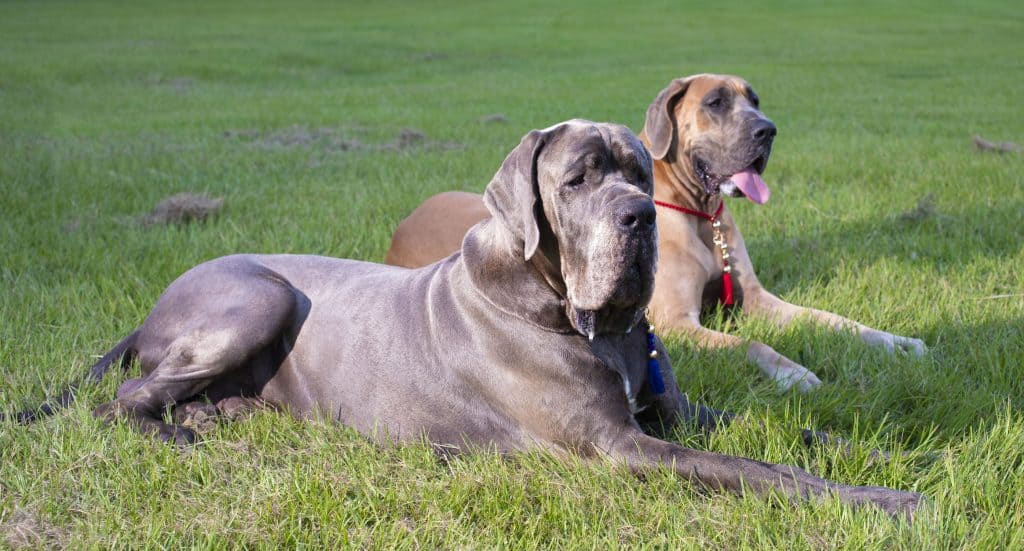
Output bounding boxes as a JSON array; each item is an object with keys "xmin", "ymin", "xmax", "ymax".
[{"xmin": 1, "ymin": 0, "xmax": 1022, "ymax": 547}]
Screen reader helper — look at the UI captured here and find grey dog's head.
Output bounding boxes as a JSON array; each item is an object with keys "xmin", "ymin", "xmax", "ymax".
[
  {"xmin": 483, "ymin": 120, "xmax": 658, "ymax": 339},
  {"xmin": 643, "ymin": 74, "xmax": 776, "ymax": 203}
]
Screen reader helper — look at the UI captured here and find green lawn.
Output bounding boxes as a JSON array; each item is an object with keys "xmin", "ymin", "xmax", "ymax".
[{"xmin": 2, "ymin": 0, "xmax": 1023, "ymax": 547}]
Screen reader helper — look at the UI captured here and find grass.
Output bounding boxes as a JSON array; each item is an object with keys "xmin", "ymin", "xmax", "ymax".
[{"xmin": 1, "ymin": 0, "xmax": 1022, "ymax": 547}]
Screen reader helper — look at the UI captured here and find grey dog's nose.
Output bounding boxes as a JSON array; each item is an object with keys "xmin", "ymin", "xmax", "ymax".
[
  {"xmin": 616, "ymin": 199, "xmax": 657, "ymax": 231},
  {"xmin": 752, "ymin": 119, "xmax": 777, "ymax": 143}
]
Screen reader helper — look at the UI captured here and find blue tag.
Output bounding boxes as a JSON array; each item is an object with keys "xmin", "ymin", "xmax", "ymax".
[{"xmin": 647, "ymin": 358, "xmax": 665, "ymax": 395}]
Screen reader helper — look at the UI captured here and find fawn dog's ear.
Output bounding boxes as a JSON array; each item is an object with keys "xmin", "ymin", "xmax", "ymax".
[{"xmin": 643, "ymin": 75, "xmax": 701, "ymax": 160}]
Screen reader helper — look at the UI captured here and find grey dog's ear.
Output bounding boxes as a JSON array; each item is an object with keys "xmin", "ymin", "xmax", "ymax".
[
  {"xmin": 483, "ymin": 128, "xmax": 548, "ymax": 260},
  {"xmin": 643, "ymin": 75, "xmax": 699, "ymax": 160}
]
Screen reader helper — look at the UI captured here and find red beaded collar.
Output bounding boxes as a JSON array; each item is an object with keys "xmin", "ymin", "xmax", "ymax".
[{"xmin": 653, "ymin": 200, "xmax": 734, "ymax": 306}]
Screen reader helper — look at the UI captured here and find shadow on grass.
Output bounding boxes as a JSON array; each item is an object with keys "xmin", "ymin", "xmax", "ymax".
[
  {"xmin": 663, "ymin": 313, "xmax": 1023, "ymax": 447},
  {"xmin": 745, "ymin": 199, "xmax": 1023, "ymax": 295}
]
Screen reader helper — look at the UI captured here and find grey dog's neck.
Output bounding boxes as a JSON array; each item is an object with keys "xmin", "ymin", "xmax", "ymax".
[
  {"xmin": 460, "ymin": 218, "xmax": 576, "ymax": 334},
  {"xmin": 460, "ymin": 219, "xmax": 646, "ymax": 338}
]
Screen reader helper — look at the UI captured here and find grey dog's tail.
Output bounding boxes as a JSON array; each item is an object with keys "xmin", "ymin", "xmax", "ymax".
[{"xmin": 2, "ymin": 331, "xmax": 139, "ymax": 424}]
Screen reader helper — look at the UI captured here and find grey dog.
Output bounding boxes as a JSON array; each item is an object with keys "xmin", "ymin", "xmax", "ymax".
[{"xmin": 18, "ymin": 120, "xmax": 920, "ymax": 518}]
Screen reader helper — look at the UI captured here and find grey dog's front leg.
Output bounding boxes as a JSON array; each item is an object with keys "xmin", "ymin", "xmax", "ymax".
[
  {"xmin": 640, "ymin": 337, "xmax": 888, "ymax": 460},
  {"xmin": 638, "ymin": 388, "xmax": 733, "ymax": 436},
  {"xmin": 602, "ymin": 428, "xmax": 921, "ymax": 519},
  {"xmin": 637, "ymin": 337, "xmax": 733, "ymax": 435}
]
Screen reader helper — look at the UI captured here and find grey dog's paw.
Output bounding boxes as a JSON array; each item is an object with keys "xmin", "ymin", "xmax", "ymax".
[
  {"xmin": 173, "ymin": 401, "xmax": 220, "ymax": 432},
  {"xmin": 843, "ymin": 486, "xmax": 923, "ymax": 521},
  {"xmin": 877, "ymin": 490, "xmax": 923, "ymax": 521},
  {"xmin": 160, "ymin": 424, "xmax": 197, "ymax": 446},
  {"xmin": 216, "ymin": 396, "xmax": 278, "ymax": 421}
]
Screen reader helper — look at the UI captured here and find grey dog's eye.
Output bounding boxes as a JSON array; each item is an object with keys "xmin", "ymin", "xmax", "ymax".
[{"xmin": 565, "ymin": 174, "xmax": 585, "ymax": 187}]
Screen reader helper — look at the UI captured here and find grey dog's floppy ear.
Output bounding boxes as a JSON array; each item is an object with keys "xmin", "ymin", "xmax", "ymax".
[
  {"xmin": 643, "ymin": 75, "xmax": 699, "ymax": 160},
  {"xmin": 483, "ymin": 128, "xmax": 548, "ymax": 260}
]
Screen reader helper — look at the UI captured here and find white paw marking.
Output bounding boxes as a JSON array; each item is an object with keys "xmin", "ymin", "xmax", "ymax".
[
  {"xmin": 867, "ymin": 331, "xmax": 927, "ymax": 357},
  {"xmin": 773, "ymin": 366, "xmax": 822, "ymax": 393}
]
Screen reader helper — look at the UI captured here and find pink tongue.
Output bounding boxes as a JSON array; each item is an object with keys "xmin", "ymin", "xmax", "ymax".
[{"xmin": 729, "ymin": 168, "xmax": 771, "ymax": 204}]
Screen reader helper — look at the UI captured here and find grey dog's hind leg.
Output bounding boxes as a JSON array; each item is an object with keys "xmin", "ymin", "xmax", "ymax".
[
  {"xmin": 93, "ymin": 337, "xmax": 237, "ymax": 444},
  {"xmin": 93, "ymin": 269, "xmax": 298, "ymax": 444},
  {"xmin": 635, "ymin": 339, "xmax": 735, "ymax": 436}
]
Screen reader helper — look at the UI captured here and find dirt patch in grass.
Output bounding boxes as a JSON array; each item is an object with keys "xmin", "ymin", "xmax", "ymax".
[
  {"xmin": 232, "ymin": 125, "xmax": 366, "ymax": 152},
  {"xmin": 897, "ymin": 193, "xmax": 951, "ymax": 225},
  {"xmin": 142, "ymin": 74, "xmax": 195, "ymax": 93},
  {"xmin": 383, "ymin": 127, "xmax": 426, "ymax": 151},
  {"xmin": 140, "ymin": 192, "xmax": 224, "ymax": 226},
  {"xmin": 416, "ymin": 52, "xmax": 449, "ymax": 62},
  {"xmin": 1, "ymin": 507, "xmax": 68, "ymax": 549},
  {"xmin": 62, "ymin": 217, "xmax": 84, "ymax": 234},
  {"xmin": 479, "ymin": 113, "xmax": 509, "ymax": 124},
  {"xmin": 224, "ymin": 125, "xmax": 461, "ymax": 153},
  {"xmin": 972, "ymin": 135, "xmax": 1021, "ymax": 153}
]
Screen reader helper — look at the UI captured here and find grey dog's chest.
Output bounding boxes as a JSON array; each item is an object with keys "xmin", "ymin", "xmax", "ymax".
[{"xmin": 589, "ymin": 332, "xmax": 650, "ymax": 414}]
